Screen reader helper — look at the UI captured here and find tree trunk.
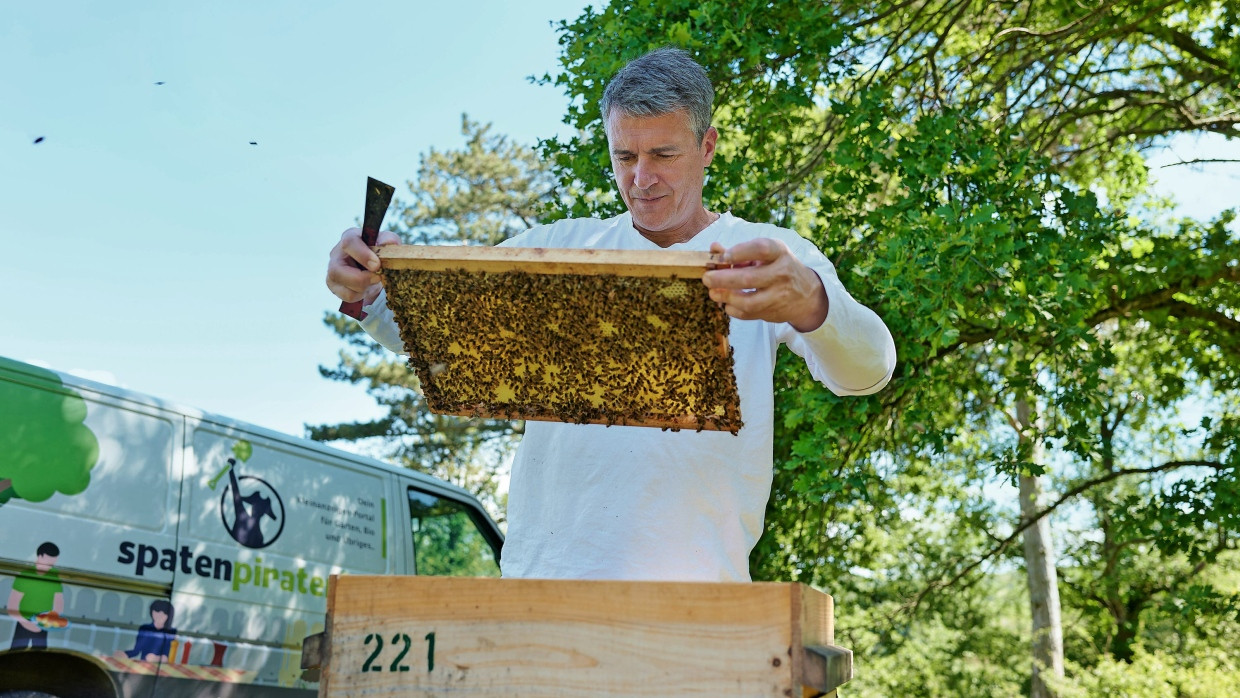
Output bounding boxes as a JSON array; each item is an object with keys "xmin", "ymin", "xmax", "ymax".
[
  {"xmin": 1110, "ymin": 598, "xmax": 1143, "ymax": 663},
  {"xmin": 1018, "ymin": 400, "xmax": 1064, "ymax": 698}
]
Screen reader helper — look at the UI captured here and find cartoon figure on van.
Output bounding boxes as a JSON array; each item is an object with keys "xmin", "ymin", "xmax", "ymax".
[
  {"xmin": 7, "ymin": 541, "xmax": 65, "ymax": 649},
  {"xmin": 118, "ymin": 599, "xmax": 177, "ymax": 662},
  {"xmin": 214, "ymin": 441, "xmax": 286, "ymax": 549},
  {"xmin": 225, "ymin": 462, "xmax": 281, "ymax": 548}
]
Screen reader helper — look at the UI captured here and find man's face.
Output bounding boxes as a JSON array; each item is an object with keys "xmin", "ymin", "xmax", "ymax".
[
  {"xmin": 606, "ymin": 109, "xmax": 717, "ymax": 243},
  {"xmin": 35, "ymin": 554, "xmax": 56, "ymax": 572}
]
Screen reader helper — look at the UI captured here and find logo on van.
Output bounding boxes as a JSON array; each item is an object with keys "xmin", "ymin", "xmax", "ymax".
[{"xmin": 213, "ymin": 443, "xmax": 285, "ymax": 549}]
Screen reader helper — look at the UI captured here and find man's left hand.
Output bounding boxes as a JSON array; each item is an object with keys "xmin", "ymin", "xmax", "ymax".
[{"xmin": 702, "ymin": 239, "xmax": 829, "ymax": 332}]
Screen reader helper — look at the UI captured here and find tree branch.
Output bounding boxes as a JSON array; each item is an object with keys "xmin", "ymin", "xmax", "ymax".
[
  {"xmin": 1163, "ymin": 299, "xmax": 1240, "ymax": 336},
  {"xmin": 1145, "ymin": 26, "xmax": 1232, "ymax": 73},
  {"xmin": 1159, "ymin": 158, "xmax": 1240, "ymax": 169},
  {"xmin": 1146, "ymin": 533, "xmax": 1230, "ymax": 599},
  {"xmin": 991, "ymin": 0, "xmax": 1122, "ymax": 43},
  {"xmin": 1084, "ymin": 266, "xmax": 1240, "ymax": 329},
  {"xmin": 900, "ymin": 459, "xmax": 1230, "ymax": 615}
]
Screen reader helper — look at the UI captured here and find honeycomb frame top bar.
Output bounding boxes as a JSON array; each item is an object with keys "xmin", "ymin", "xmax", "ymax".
[{"xmin": 377, "ymin": 245, "xmax": 722, "ymax": 278}]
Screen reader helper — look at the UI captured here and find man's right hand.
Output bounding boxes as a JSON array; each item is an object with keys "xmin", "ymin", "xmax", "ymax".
[{"xmin": 326, "ymin": 227, "xmax": 401, "ymax": 307}]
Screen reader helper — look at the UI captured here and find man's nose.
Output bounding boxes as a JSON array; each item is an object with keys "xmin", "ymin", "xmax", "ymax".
[{"xmin": 632, "ymin": 159, "xmax": 658, "ymax": 189}]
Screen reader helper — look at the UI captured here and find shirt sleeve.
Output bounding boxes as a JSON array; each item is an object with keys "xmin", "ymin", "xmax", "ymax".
[
  {"xmin": 778, "ymin": 236, "xmax": 897, "ymax": 396},
  {"xmin": 359, "ymin": 291, "xmax": 406, "ymax": 355}
]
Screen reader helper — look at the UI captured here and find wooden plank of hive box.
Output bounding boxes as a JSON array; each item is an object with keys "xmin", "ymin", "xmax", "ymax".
[
  {"xmin": 310, "ymin": 576, "xmax": 853, "ymax": 698},
  {"xmin": 375, "ymin": 245, "xmax": 743, "ymax": 433}
]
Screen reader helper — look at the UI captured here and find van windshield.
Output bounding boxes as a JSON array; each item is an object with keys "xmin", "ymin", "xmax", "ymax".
[{"xmin": 407, "ymin": 489, "xmax": 501, "ymax": 577}]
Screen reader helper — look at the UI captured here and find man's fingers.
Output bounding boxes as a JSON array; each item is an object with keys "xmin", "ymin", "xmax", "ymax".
[
  {"xmin": 327, "ymin": 265, "xmax": 381, "ymax": 302},
  {"xmin": 703, "ymin": 263, "xmax": 777, "ymax": 291},
  {"xmin": 710, "ymin": 286, "xmax": 776, "ymax": 321},
  {"xmin": 339, "ymin": 228, "xmax": 401, "ymax": 271},
  {"xmin": 704, "ymin": 238, "xmax": 791, "ymax": 288},
  {"xmin": 715, "ymin": 237, "xmax": 785, "ymax": 265},
  {"xmin": 339, "ymin": 228, "xmax": 381, "ymax": 271},
  {"xmin": 327, "ymin": 227, "xmax": 399, "ymax": 303},
  {"xmin": 375, "ymin": 230, "xmax": 401, "ymax": 246}
]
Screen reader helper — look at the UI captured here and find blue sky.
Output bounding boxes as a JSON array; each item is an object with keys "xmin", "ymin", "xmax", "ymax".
[{"xmin": 3, "ymin": 1, "xmax": 1237, "ymax": 442}]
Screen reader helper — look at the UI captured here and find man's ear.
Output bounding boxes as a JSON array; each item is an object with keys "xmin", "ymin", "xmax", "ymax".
[{"xmin": 701, "ymin": 126, "xmax": 718, "ymax": 166}]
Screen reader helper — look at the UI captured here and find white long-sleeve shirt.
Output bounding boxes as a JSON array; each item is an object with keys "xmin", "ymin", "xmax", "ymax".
[{"xmin": 362, "ymin": 212, "xmax": 896, "ymax": 581}]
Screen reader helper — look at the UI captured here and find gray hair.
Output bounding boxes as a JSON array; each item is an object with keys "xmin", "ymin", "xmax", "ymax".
[{"xmin": 600, "ymin": 47, "xmax": 714, "ymax": 143}]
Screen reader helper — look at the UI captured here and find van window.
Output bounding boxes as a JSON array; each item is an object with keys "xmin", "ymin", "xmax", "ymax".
[{"xmin": 407, "ymin": 489, "xmax": 501, "ymax": 577}]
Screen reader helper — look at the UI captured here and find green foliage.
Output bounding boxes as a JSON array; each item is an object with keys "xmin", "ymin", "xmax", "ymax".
[
  {"xmin": 412, "ymin": 511, "xmax": 500, "ymax": 577},
  {"xmin": 410, "ymin": 493, "xmax": 501, "ymax": 578},
  {"xmin": 1034, "ymin": 217, "xmax": 1240, "ymax": 663},
  {"xmin": 1049, "ymin": 645, "xmax": 1240, "ymax": 698},
  {"xmin": 542, "ymin": 1, "xmax": 1240, "ymax": 221},
  {"xmin": 844, "ymin": 574, "xmax": 1029, "ymax": 697},
  {"xmin": 0, "ymin": 356, "xmax": 100, "ymax": 506}
]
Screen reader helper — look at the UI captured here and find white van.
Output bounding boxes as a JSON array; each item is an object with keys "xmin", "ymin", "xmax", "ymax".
[{"xmin": 0, "ymin": 355, "xmax": 503, "ymax": 697}]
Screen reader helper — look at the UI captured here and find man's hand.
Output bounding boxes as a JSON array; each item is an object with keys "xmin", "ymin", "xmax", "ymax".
[
  {"xmin": 701, "ymin": 239, "xmax": 829, "ymax": 332},
  {"xmin": 326, "ymin": 227, "xmax": 401, "ymax": 307}
]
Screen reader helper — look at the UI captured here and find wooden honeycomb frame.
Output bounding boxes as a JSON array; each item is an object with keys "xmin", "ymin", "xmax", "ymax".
[{"xmin": 377, "ymin": 246, "xmax": 742, "ymax": 433}]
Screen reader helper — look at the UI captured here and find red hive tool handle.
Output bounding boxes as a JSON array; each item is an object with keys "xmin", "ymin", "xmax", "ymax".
[{"xmin": 339, "ymin": 177, "xmax": 396, "ymax": 320}]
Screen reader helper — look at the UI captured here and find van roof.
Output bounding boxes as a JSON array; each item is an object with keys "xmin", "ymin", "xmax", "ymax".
[{"xmin": 0, "ymin": 354, "xmax": 486, "ymax": 505}]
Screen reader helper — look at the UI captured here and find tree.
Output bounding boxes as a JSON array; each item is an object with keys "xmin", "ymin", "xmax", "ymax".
[
  {"xmin": 1054, "ymin": 312, "xmax": 1240, "ymax": 664},
  {"xmin": 539, "ymin": 2, "xmax": 1240, "ymax": 695},
  {"xmin": 0, "ymin": 356, "xmax": 100, "ymax": 507},
  {"xmin": 311, "ymin": 116, "xmax": 557, "ymax": 521}
]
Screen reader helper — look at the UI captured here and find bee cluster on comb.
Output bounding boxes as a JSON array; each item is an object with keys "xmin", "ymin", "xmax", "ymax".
[{"xmin": 378, "ymin": 248, "xmax": 742, "ymax": 433}]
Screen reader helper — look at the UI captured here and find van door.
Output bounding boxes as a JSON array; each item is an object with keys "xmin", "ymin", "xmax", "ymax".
[{"xmin": 177, "ymin": 421, "xmax": 393, "ymax": 693}]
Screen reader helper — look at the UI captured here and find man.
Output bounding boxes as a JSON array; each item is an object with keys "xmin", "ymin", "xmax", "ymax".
[
  {"xmin": 8, "ymin": 541, "xmax": 64, "ymax": 649},
  {"xmin": 326, "ymin": 48, "xmax": 896, "ymax": 582}
]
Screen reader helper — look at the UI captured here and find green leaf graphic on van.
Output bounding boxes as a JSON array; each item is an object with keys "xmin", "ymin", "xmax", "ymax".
[
  {"xmin": 232, "ymin": 440, "xmax": 253, "ymax": 463},
  {"xmin": 0, "ymin": 357, "xmax": 101, "ymax": 506}
]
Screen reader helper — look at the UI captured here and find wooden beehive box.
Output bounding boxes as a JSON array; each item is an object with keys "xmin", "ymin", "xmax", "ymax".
[
  {"xmin": 303, "ymin": 576, "xmax": 852, "ymax": 698},
  {"xmin": 376, "ymin": 246, "xmax": 742, "ymax": 433}
]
